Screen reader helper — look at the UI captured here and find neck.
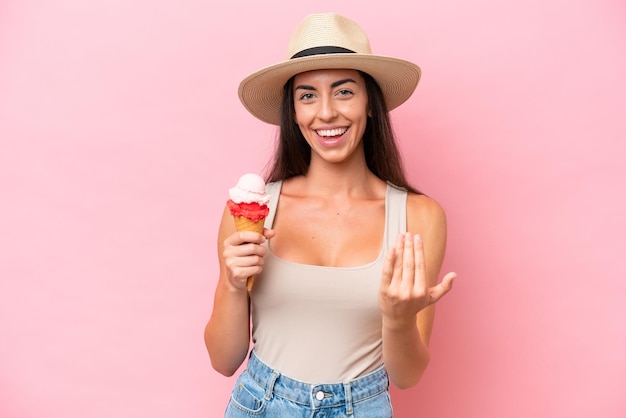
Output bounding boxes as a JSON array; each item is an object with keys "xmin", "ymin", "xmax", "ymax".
[{"xmin": 301, "ymin": 156, "xmax": 382, "ymax": 197}]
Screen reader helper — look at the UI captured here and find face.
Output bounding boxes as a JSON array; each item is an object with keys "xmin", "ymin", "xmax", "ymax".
[{"xmin": 292, "ymin": 69, "xmax": 370, "ymax": 165}]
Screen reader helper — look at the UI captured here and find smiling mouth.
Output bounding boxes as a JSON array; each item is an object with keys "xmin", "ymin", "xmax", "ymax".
[{"xmin": 316, "ymin": 127, "xmax": 348, "ymax": 138}]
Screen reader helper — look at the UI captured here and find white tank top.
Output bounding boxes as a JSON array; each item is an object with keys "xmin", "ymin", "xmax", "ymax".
[{"xmin": 250, "ymin": 181, "xmax": 407, "ymax": 383}]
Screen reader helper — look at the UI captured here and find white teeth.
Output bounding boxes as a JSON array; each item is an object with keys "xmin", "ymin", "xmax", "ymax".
[{"xmin": 316, "ymin": 128, "xmax": 347, "ymax": 137}]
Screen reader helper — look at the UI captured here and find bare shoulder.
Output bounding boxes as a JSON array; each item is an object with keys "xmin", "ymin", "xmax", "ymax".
[
  {"xmin": 217, "ymin": 204, "xmax": 236, "ymax": 244},
  {"xmin": 407, "ymin": 193, "xmax": 448, "ymax": 285},
  {"xmin": 406, "ymin": 193, "xmax": 447, "ymax": 234}
]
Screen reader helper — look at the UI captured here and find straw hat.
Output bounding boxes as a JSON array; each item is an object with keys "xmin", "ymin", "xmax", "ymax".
[{"xmin": 238, "ymin": 13, "xmax": 421, "ymax": 125}]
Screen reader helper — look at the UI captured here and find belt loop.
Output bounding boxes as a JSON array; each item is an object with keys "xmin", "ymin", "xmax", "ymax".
[
  {"xmin": 343, "ymin": 381, "xmax": 353, "ymax": 415},
  {"xmin": 264, "ymin": 370, "xmax": 280, "ymax": 401}
]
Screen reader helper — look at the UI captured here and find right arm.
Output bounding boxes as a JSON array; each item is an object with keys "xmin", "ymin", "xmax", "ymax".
[{"xmin": 204, "ymin": 206, "xmax": 274, "ymax": 376}]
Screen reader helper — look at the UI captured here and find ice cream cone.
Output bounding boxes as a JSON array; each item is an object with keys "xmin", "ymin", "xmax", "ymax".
[
  {"xmin": 227, "ymin": 173, "xmax": 271, "ymax": 292},
  {"xmin": 233, "ymin": 216, "xmax": 266, "ymax": 291}
]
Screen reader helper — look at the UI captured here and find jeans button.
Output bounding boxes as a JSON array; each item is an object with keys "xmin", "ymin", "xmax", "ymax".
[{"xmin": 315, "ymin": 390, "xmax": 324, "ymax": 401}]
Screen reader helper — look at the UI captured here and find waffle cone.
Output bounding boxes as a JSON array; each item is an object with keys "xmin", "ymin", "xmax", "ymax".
[
  {"xmin": 233, "ymin": 216, "xmax": 265, "ymax": 234},
  {"xmin": 233, "ymin": 216, "xmax": 266, "ymax": 291}
]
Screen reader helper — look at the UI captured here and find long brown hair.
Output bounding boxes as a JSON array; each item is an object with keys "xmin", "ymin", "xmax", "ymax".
[{"xmin": 264, "ymin": 71, "xmax": 420, "ymax": 194}]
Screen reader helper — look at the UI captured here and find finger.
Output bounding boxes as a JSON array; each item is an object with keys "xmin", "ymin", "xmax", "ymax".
[
  {"xmin": 380, "ymin": 246, "xmax": 396, "ymax": 289},
  {"xmin": 428, "ymin": 272, "xmax": 457, "ymax": 304},
  {"xmin": 224, "ymin": 247, "xmax": 263, "ymax": 268},
  {"xmin": 239, "ymin": 230, "xmax": 267, "ymax": 244},
  {"xmin": 228, "ymin": 251, "xmax": 266, "ymax": 272},
  {"xmin": 412, "ymin": 234, "xmax": 426, "ymax": 291},
  {"xmin": 401, "ymin": 232, "xmax": 415, "ymax": 288},
  {"xmin": 391, "ymin": 233, "xmax": 405, "ymax": 285},
  {"xmin": 235, "ymin": 265, "xmax": 263, "ymax": 278},
  {"xmin": 224, "ymin": 239, "xmax": 266, "ymax": 259},
  {"xmin": 237, "ymin": 252, "xmax": 266, "ymax": 268},
  {"xmin": 225, "ymin": 230, "xmax": 266, "ymax": 246}
]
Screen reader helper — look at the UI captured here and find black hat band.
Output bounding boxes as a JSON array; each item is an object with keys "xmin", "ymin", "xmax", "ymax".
[{"xmin": 291, "ymin": 46, "xmax": 356, "ymax": 59}]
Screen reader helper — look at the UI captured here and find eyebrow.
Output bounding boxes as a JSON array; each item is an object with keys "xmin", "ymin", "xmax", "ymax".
[{"xmin": 294, "ymin": 78, "xmax": 357, "ymax": 91}]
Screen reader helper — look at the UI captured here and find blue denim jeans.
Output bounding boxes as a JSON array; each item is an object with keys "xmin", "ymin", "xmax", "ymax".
[{"xmin": 224, "ymin": 350, "xmax": 393, "ymax": 417}]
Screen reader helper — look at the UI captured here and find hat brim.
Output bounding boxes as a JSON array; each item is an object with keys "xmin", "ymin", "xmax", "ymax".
[{"xmin": 238, "ymin": 54, "xmax": 421, "ymax": 125}]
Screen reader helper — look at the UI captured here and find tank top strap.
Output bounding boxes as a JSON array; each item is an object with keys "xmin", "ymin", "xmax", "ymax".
[
  {"xmin": 263, "ymin": 180, "xmax": 283, "ymax": 229},
  {"xmin": 385, "ymin": 182, "xmax": 408, "ymax": 248}
]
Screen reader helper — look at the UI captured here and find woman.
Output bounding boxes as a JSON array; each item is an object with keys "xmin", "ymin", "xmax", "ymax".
[{"xmin": 205, "ymin": 12, "xmax": 457, "ymax": 417}]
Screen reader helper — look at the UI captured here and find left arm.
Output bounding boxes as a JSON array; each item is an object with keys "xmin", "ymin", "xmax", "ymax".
[{"xmin": 379, "ymin": 194, "xmax": 457, "ymax": 389}]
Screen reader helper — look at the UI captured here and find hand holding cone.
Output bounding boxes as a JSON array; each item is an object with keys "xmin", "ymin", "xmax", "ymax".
[{"xmin": 232, "ymin": 215, "xmax": 266, "ymax": 291}]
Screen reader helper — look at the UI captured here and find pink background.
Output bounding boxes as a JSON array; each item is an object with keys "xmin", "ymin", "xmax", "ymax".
[{"xmin": 1, "ymin": 1, "xmax": 625, "ymax": 417}]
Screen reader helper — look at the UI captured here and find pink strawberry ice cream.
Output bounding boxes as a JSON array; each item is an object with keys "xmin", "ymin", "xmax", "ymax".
[{"xmin": 227, "ymin": 173, "xmax": 270, "ymax": 221}]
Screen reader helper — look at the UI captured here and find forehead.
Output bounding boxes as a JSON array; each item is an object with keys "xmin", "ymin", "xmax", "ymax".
[{"xmin": 293, "ymin": 69, "xmax": 364, "ymax": 85}]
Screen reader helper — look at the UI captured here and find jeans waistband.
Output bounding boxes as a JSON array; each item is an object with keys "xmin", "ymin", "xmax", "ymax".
[{"xmin": 246, "ymin": 350, "xmax": 389, "ymax": 411}]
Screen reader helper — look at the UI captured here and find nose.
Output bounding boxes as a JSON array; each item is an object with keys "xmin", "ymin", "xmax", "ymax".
[{"xmin": 317, "ymin": 96, "xmax": 337, "ymax": 121}]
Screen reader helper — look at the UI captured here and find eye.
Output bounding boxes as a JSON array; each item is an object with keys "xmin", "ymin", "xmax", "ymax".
[
  {"xmin": 336, "ymin": 89, "xmax": 354, "ymax": 97},
  {"xmin": 298, "ymin": 92, "xmax": 315, "ymax": 101}
]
